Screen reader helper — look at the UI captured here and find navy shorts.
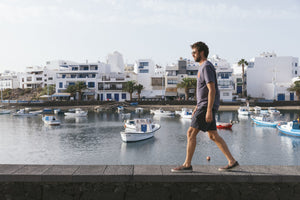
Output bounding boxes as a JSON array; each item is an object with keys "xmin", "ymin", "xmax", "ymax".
[{"xmin": 191, "ymin": 107, "xmax": 217, "ymax": 132}]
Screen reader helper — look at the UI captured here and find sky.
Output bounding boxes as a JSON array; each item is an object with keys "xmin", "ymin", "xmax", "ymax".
[{"xmin": 0, "ymin": 0, "xmax": 299, "ymax": 72}]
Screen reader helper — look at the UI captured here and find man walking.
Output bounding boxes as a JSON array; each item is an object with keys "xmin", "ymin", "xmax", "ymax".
[{"xmin": 171, "ymin": 41, "xmax": 239, "ymax": 172}]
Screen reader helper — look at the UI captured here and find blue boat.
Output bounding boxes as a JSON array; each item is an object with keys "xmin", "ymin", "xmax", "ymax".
[
  {"xmin": 251, "ymin": 114, "xmax": 280, "ymax": 127},
  {"xmin": 277, "ymin": 121, "xmax": 300, "ymax": 137}
]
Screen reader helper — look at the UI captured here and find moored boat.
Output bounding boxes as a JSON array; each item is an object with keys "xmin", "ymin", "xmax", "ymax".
[
  {"xmin": 251, "ymin": 114, "xmax": 280, "ymax": 127},
  {"xmin": 176, "ymin": 108, "xmax": 193, "ymax": 119},
  {"xmin": 238, "ymin": 106, "xmax": 252, "ymax": 115},
  {"xmin": 121, "ymin": 118, "xmax": 161, "ymax": 142},
  {"xmin": 150, "ymin": 108, "xmax": 174, "ymax": 117},
  {"xmin": 277, "ymin": 120, "xmax": 300, "ymax": 137},
  {"xmin": 13, "ymin": 109, "xmax": 38, "ymax": 117},
  {"xmin": 216, "ymin": 122, "xmax": 233, "ymax": 129},
  {"xmin": 0, "ymin": 109, "xmax": 11, "ymax": 114},
  {"xmin": 42, "ymin": 115, "xmax": 61, "ymax": 126},
  {"xmin": 64, "ymin": 108, "xmax": 88, "ymax": 117}
]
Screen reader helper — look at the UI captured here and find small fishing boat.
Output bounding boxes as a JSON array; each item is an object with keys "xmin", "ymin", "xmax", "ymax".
[
  {"xmin": 216, "ymin": 122, "xmax": 233, "ymax": 129},
  {"xmin": 277, "ymin": 120, "xmax": 300, "ymax": 137},
  {"xmin": 42, "ymin": 115, "xmax": 61, "ymax": 126},
  {"xmin": 150, "ymin": 108, "xmax": 174, "ymax": 117},
  {"xmin": 117, "ymin": 106, "xmax": 124, "ymax": 112},
  {"xmin": 135, "ymin": 107, "xmax": 144, "ymax": 113},
  {"xmin": 238, "ymin": 106, "xmax": 252, "ymax": 115},
  {"xmin": 121, "ymin": 118, "xmax": 161, "ymax": 142},
  {"xmin": 175, "ymin": 108, "xmax": 193, "ymax": 119},
  {"xmin": 268, "ymin": 107, "xmax": 280, "ymax": 116},
  {"xmin": 251, "ymin": 114, "xmax": 280, "ymax": 127},
  {"xmin": 64, "ymin": 108, "xmax": 88, "ymax": 117},
  {"xmin": 0, "ymin": 109, "xmax": 11, "ymax": 114},
  {"xmin": 29, "ymin": 110, "xmax": 43, "ymax": 115},
  {"xmin": 13, "ymin": 109, "xmax": 38, "ymax": 117}
]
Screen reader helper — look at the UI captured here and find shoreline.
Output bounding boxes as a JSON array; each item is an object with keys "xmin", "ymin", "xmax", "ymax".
[{"xmin": 4, "ymin": 104, "xmax": 300, "ymax": 112}]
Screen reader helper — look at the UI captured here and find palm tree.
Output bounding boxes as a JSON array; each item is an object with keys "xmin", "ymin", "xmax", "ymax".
[
  {"xmin": 123, "ymin": 81, "xmax": 136, "ymax": 101},
  {"xmin": 190, "ymin": 78, "xmax": 197, "ymax": 100},
  {"xmin": 75, "ymin": 81, "xmax": 87, "ymax": 101},
  {"xmin": 238, "ymin": 59, "xmax": 248, "ymax": 97},
  {"xmin": 177, "ymin": 78, "xmax": 195, "ymax": 100},
  {"xmin": 66, "ymin": 85, "xmax": 77, "ymax": 99},
  {"xmin": 134, "ymin": 84, "xmax": 144, "ymax": 101},
  {"xmin": 288, "ymin": 80, "xmax": 300, "ymax": 100}
]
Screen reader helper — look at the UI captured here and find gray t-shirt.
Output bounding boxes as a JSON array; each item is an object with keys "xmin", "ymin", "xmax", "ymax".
[{"xmin": 196, "ymin": 60, "xmax": 220, "ymax": 111}]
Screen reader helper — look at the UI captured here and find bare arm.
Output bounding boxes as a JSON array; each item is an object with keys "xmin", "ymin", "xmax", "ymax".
[{"xmin": 206, "ymin": 82, "xmax": 216, "ymax": 122}]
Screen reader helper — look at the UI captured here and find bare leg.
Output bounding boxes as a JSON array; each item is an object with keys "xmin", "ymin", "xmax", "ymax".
[
  {"xmin": 182, "ymin": 127, "xmax": 200, "ymax": 167},
  {"xmin": 207, "ymin": 130, "xmax": 236, "ymax": 165}
]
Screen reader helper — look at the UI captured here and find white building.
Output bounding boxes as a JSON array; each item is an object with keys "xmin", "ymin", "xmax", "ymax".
[
  {"xmin": 247, "ymin": 52, "xmax": 299, "ymax": 101},
  {"xmin": 54, "ymin": 59, "xmax": 130, "ymax": 101},
  {"xmin": 133, "ymin": 59, "xmax": 162, "ymax": 98},
  {"xmin": 209, "ymin": 55, "xmax": 234, "ymax": 102},
  {"xmin": 107, "ymin": 51, "xmax": 125, "ymax": 73},
  {"xmin": 0, "ymin": 70, "xmax": 19, "ymax": 90}
]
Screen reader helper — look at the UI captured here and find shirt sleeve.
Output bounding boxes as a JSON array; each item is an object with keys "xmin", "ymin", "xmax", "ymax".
[{"xmin": 203, "ymin": 65, "xmax": 216, "ymax": 84}]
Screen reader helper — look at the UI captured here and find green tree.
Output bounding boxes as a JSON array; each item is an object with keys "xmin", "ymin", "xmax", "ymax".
[
  {"xmin": 238, "ymin": 59, "xmax": 248, "ymax": 97},
  {"xmin": 123, "ymin": 81, "xmax": 136, "ymax": 101},
  {"xmin": 75, "ymin": 81, "xmax": 87, "ymax": 101},
  {"xmin": 66, "ymin": 81, "xmax": 87, "ymax": 100},
  {"xmin": 190, "ymin": 78, "xmax": 197, "ymax": 100},
  {"xmin": 288, "ymin": 80, "xmax": 300, "ymax": 100},
  {"xmin": 177, "ymin": 78, "xmax": 196, "ymax": 100},
  {"xmin": 134, "ymin": 84, "xmax": 144, "ymax": 101},
  {"xmin": 39, "ymin": 84, "xmax": 56, "ymax": 96}
]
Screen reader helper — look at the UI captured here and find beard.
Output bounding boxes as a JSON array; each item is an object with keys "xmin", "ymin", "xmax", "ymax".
[{"xmin": 194, "ymin": 55, "xmax": 202, "ymax": 62}]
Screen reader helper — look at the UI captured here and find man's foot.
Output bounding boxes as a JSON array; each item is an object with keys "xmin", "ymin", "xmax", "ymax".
[
  {"xmin": 171, "ymin": 165, "xmax": 193, "ymax": 173},
  {"xmin": 218, "ymin": 161, "xmax": 239, "ymax": 171}
]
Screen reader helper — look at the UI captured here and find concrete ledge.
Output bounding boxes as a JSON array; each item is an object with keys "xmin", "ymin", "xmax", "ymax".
[
  {"xmin": 1, "ymin": 165, "xmax": 300, "ymax": 199},
  {"xmin": 0, "ymin": 164, "xmax": 300, "ymax": 183}
]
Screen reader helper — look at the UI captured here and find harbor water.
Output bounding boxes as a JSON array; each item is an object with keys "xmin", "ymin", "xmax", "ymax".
[{"xmin": 0, "ymin": 110, "xmax": 300, "ymax": 166}]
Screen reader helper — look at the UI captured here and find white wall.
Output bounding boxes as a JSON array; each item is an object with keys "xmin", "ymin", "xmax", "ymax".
[{"xmin": 247, "ymin": 54, "xmax": 298, "ymax": 100}]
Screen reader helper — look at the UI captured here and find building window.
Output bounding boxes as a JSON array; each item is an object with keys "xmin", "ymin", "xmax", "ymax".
[
  {"xmin": 139, "ymin": 69, "xmax": 149, "ymax": 73},
  {"xmin": 296, "ymin": 63, "xmax": 298, "ymax": 67},
  {"xmin": 48, "ymin": 77, "xmax": 53, "ymax": 80},
  {"xmin": 122, "ymin": 93, "xmax": 126, "ymax": 99},
  {"xmin": 107, "ymin": 93, "xmax": 112, "ymax": 100},
  {"xmin": 36, "ymin": 77, "xmax": 42, "ymax": 81},
  {"xmin": 59, "ymin": 82, "xmax": 63, "ymax": 88},
  {"xmin": 26, "ymin": 77, "xmax": 32, "ymax": 82},
  {"xmin": 223, "ymin": 92, "xmax": 229, "ymax": 96},
  {"xmin": 167, "ymin": 80, "xmax": 178, "ymax": 85},
  {"xmin": 295, "ymin": 71, "xmax": 297, "ymax": 75},
  {"xmin": 139, "ymin": 62, "xmax": 149, "ymax": 67},
  {"xmin": 69, "ymin": 82, "xmax": 75, "ymax": 86},
  {"xmin": 88, "ymin": 82, "xmax": 95, "ymax": 88}
]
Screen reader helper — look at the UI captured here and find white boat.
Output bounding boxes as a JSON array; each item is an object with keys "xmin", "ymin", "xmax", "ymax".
[
  {"xmin": 13, "ymin": 109, "xmax": 38, "ymax": 117},
  {"xmin": 117, "ymin": 106, "xmax": 124, "ymax": 112},
  {"xmin": 121, "ymin": 118, "xmax": 161, "ymax": 142},
  {"xmin": 277, "ymin": 120, "xmax": 300, "ymax": 137},
  {"xmin": 0, "ymin": 109, "xmax": 11, "ymax": 114},
  {"xmin": 54, "ymin": 109, "xmax": 61, "ymax": 115},
  {"xmin": 29, "ymin": 110, "xmax": 43, "ymax": 115},
  {"xmin": 237, "ymin": 106, "xmax": 252, "ymax": 115},
  {"xmin": 64, "ymin": 108, "xmax": 88, "ymax": 117},
  {"xmin": 251, "ymin": 114, "xmax": 280, "ymax": 127},
  {"xmin": 253, "ymin": 106, "xmax": 261, "ymax": 114},
  {"xmin": 268, "ymin": 107, "xmax": 280, "ymax": 116},
  {"xmin": 42, "ymin": 115, "xmax": 61, "ymax": 126},
  {"xmin": 135, "ymin": 107, "xmax": 143, "ymax": 113},
  {"xmin": 150, "ymin": 108, "xmax": 175, "ymax": 117},
  {"xmin": 176, "ymin": 108, "xmax": 193, "ymax": 119}
]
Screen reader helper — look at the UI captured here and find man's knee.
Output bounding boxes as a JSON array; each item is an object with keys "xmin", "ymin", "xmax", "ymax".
[
  {"xmin": 187, "ymin": 127, "xmax": 199, "ymax": 140},
  {"xmin": 207, "ymin": 130, "xmax": 219, "ymax": 141}
]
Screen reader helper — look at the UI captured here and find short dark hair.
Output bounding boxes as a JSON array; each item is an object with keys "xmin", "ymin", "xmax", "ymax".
[{"xmin": 191, "ymin": 41, "xmax": 209, "ymax": 58}]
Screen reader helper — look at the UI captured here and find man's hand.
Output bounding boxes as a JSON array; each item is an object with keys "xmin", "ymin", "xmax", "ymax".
[
  {"xmin": 192, "ymin": 107, "xmax": 197, "ymax": 117},
  {"xmin": 205, "ymin": 110, "xmax": 213, "ymax": 123}
]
